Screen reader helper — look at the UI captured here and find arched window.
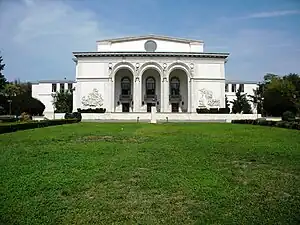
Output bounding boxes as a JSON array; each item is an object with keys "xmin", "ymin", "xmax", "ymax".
[
  {"xmin": 170, "ymin": 77, "xmax": 180, "ymax": 95},
  {"xmin": 146, "ymin": 77, "xmax": 155, "ymax": 95},
  {"xmin": 121, "ymin": 77, "xmax": 131, "ymax": 95}
]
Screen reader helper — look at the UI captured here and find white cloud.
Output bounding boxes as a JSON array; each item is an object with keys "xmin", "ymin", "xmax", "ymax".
[
  {"xmin": 0, "ymin": 0, "xmax": 117, "ymax": 81},
  {"xmin": 245, "ymin": 10, "xmax": 300, "ymax": 19}
]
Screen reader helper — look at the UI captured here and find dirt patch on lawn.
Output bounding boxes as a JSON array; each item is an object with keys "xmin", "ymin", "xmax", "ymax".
[{"xmin": 77, "ymin": 135, "xmax": 150, "ymax": 143}]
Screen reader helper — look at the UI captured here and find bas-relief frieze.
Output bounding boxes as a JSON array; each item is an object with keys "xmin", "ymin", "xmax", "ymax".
[
  {"xmin": 81, "ymin": 88, "xmax": 104, "ymax": 108},
  {"xmin": 198, "ymin": 88, "xmax": 220, "ymax": 108}
]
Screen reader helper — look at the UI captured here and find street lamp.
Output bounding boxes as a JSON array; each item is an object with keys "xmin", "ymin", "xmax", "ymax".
[{"xmin": 7, "ymin": 99, "xmax": 12, "ymax": 115}]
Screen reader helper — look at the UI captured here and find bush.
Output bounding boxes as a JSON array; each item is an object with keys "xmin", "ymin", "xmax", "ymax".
[
  {"xmin": 282, "ymin": 111, "xmax": 295, "ymax": 122},
  {"xmin": 64, "ymin": 112, "xmax": 82, "ymax": 122},
  {"xmin": 77, "ymin": 108, "xmax": 106, "ymax": 113},
  {"xmin": 232, "ymin": 118, "xmax": 300, "ymax": 130},
  {"xmin": 0, "ymin": 119, "xmax": 79, "ymax": 134},
  {"xmin": 209, "ymin": 108, "xmax": 219, "ymax": 114},
  {"xmin": 196, "ymin": 108, "xmax": 231, "ymax": 114},
  {"xmin": 218, "ymin": 108, "xmax": 230, "ymax": 114},
  {"xmin": 196, "ymin": 108, "xmax": 210, "ymax": 113},
  {"xmin": 20, "ymin": 112, "xmax": 32, "ymax": 122},
  {"xmin": 0, "ymin": 115, "xmax": 18, "ymax": 123}
]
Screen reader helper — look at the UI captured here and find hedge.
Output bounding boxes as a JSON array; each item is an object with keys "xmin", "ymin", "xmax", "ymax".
[
  {"xmin": 77, "ymin": 108, "xmax": 106, "ymax": 113},
  {"xmin": 0, "ymin": 115, "xmax": 19, "ymax": 123},
  {"xmin": 196, "ymin": 108, "xmax": 230, "ymax": 114},
  {"xmin": 231, "ymin": 119, "xmax": 300, "ymax": 130},
  {"xmin": 0, "ymin": 119, "xmax": 79, "ymax": 134}
]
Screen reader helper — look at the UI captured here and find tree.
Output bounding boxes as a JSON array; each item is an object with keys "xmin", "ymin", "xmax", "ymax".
[
  {"xmin": 225, "ymin": 95, "xmax": 230, "ymax": 109},
  {"xmin": 231, "ymin": 87, "xmax": 252, "ymax": 114},
  {"xmin": 248, "ymin": 83, "xmax": 264, "ymax": 114},
  {"xmin": 262, "ymin": 74, "xmax": 299, "ymax": 116},
  {"xmin": 0, "ymin": 54, "xmax": 7, "ymax": 91},
  {"xmin": 52, "ymin": 89, "xmax": 73, "ymax": 113}
]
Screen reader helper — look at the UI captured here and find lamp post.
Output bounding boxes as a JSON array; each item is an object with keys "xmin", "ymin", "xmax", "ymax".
[{"xmin": 7, "ymin": 99, "xmax": 12, "ymax": 115}]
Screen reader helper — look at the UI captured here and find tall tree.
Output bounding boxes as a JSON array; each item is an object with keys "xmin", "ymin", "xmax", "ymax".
[
  {"xmin": 0, "ymin": 54, "xmax": 7, "ymax": 91},
  {"xmin": 231, "ymin": 88, "xmax": 252, "ymax": 114},
  {"xmin": 262, "ymin": 74, "xmax": 298, "ymax": 116},
  {"xmin": 52, "ymin": 89, "xmax": 73, "ymax": 113},
  {"xmin": 248, "ymin": 83, "xmax": 264, "ymax": 114}
]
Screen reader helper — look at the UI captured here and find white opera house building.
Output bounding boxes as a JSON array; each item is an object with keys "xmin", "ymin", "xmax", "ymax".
[{"xmin": 32, "ymin": 35, "xmax": 259, "ymax": 121}]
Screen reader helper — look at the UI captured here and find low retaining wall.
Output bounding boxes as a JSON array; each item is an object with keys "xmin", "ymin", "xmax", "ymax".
[{"xmin": 42, "ymin": 112, "xmax": 261, "ymax": 122}]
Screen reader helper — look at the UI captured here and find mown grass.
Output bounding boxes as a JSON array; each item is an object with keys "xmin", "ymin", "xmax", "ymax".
[{"xmin": 0, "ymin": 123, "xmax": 300, "ymax": 225}]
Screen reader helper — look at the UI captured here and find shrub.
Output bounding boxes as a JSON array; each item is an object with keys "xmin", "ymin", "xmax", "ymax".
[
  {"xmin": 77, "ymin": 108, "xmax": 106, "ymax": 113},
  {"xmin": 0, "ymin": 119, "xmax": 79, "ymax": 134},
  {"xmin": 0, "ymin": 115, "xmax": 18, "ymax": 123},
  {"xmin": 209, "ymin": 108, "xmax": 219, "ymax": 114},
  {"xmin": 218, "ymin": 108, "xmax": 230, "ymax": 114},
  {"xmin": 64, "ymin": 112, "xmax": 82, "ymax": 122},
  {"xmin": 282, "ymin": 111, "xmax": 295, "ymax": 122},
  {"xmin": 196, "ymin": 108, "xmax": 210, "ymax": 114},
  {"xmin": 20, "ymin": 112, "xmax": 32, "ymax": 122},
  {"xmin": 232, "ymin": 118, "xmax": 300, "ymax": 130}
]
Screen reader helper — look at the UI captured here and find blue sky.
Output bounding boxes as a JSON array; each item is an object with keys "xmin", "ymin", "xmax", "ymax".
[{"xmin": 0, "ymin": 0, "xmax": 299, "ymax": 82}]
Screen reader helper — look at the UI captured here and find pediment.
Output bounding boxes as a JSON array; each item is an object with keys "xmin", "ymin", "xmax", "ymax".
[
  {"xmin": 96, "ymin": 35, "xmax": 204, "ymax": 53},
  {"xmin": 97, "ymin": 35, "xmax": 203, "ymax": 44}
]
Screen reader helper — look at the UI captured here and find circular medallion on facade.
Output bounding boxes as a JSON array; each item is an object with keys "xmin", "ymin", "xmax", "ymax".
[{"xmin": 144, "ymin": 40, "xmax": 157, "ymax": 52}]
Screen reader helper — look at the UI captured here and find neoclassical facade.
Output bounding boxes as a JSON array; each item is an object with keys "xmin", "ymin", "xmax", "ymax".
[{"xmin": 32, "ymin": 35, "xmax": 258, "ymax": 115}]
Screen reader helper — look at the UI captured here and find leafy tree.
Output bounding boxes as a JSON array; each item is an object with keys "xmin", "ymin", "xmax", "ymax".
[
  {"xmin": 262, "ymin": 74, "xmax": 298, "ymax": 116},
  {"xmin": 52, "ymin": 89, "xmax": 73, "ymax": 113},
  {"xmin": 231, "ymin": 87, "xmax": 252, "ymax": 114},
  {"xmin": 225, "ymin": 95, "xmax": 230, "ymax": 109},
  {"xmin": 0, "ymin": 54, "xmax": 7, "ymax": 91},
  {"xmin": 248, "ymin": 83, "xmax": 264, "ymax": 114}
]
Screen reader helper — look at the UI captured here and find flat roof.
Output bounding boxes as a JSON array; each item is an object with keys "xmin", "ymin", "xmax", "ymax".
[
  {"xmin": 226, "ymin": 80, "xmax": 258, "ymax": 84},
  {"xmin": 73, "ymin": 51, "xmax": 229, "ymax": 59},
  {"xmin": 31, "ymin": 80, "xmax": 75, "ymax": 84},
  {"xmin": 31, "ymin": 79, "xmax": 257, "ymax": 84}
]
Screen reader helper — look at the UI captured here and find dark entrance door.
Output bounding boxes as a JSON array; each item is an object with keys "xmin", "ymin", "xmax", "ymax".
[
  {"xmin": 122, "ymin": 103, "xmax": 130, "ymax": 112},
  {"xmin": 147, "ymin": 103, "xmax": 155, "ymax": 112},
  {"xmin": 171, "ymin": 103, "xmax": 179, "ymax": 112}
]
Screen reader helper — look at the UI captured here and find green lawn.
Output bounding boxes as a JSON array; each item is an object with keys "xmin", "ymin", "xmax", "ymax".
[{"xmin": 1, "ymin": 123, "xmax": 300, "ymax": 225}]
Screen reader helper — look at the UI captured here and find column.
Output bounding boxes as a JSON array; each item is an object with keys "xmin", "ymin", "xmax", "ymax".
[
  {"xmin": 163, "ymin": 77, "xmax": 169, "ymax": 112},
  {"xmin": 189, "ymin": 78, "xmax": 193, "ymax": 113},
  {"xmin": 133, "ymin": 76, "xmax": 141, "ymax": 112},
  {"xmin": 110, "ymin": 78, "xmax": 114, "ymax": 112}
]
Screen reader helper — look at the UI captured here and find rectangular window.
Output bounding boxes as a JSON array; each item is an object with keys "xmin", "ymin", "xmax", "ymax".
[
  {"xmin": 239, "ymin": 84, "xmax": 244, "ymax": 92},
  {"xmin": 68, "ymin": 83, "xmax": 72, "ymax": 91},
  {"xmin": 60, "ymin": 83, "xmax": 64, "ymax": 91},
  {"xmin": 232, "ymin": 84, "xmax": 236, "ymax": 92},
  {"xmin": 225, "ymin": 84, "xmax": 229, "ymax": 92},
  {"xmin": 52, "ymin": 83, "xmax": 57, "ymax": 92}
]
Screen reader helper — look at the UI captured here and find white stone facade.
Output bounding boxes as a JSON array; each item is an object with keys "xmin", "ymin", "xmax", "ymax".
[{"xmin": 32, "ymin": 35, "xmax": 258, "ymax": 118}]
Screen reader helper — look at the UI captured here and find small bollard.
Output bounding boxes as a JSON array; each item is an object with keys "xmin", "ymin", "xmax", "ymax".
[
  {"xmin": 137, "ymin": 116, "xmax": 140, "ymax": 123},
  {"xmin": 166, "ymin": 117, "xmax": 168, "ymax": 123}
]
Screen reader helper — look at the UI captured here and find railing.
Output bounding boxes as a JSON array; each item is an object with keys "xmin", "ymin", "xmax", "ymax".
[
  {"xmin": 169, "ymin": 94, "xmax": 182, "ymax": 102},
  {"xmin": 119, "ymin": 94, "xmax": 132, "ymax": 102},
  {"xmin": 144, "ymin": 94, "xmax": 157, "ymax": 102}
]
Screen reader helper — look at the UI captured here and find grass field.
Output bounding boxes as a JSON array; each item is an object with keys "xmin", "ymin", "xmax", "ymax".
[{"xmin": 1, "ymin": 123, "xmax": 300, "ymax": 224}]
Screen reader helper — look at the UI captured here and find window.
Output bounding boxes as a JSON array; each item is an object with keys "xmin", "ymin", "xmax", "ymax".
[
  {"xmin": 239, "ymin": 84, "xmax": 244, "ymax": 92},
  {"xmin": 146, "ymin": 77, "xmax": 155, "ymax": 95},
  {"xmin": 60, "ymin": 83, "xmax": 64, "ymax": 91},
  {"xmin": 231, "ymin": 84, "xmax": 236, "ymax": 92},
  {"xmin": 121, "ymin": 77, "xmax": 131, "ymax": 95},
  {"xmin": 170, "ymin": 77, "xmax": 180, "ymax": 95},
  {"xmin": 52, "ymin": 83, "xmax": 57, "ymax": 92},
  {"xmin": 225, "ymin": 84, "xmax": 229, "ymax": 92},
  {"xmin": 68, "ymin": 83, "xmax": 72, "ymax": 91}
]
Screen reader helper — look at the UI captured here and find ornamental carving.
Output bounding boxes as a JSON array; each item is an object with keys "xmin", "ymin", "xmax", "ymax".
[
  {"xmin": 198, "ymin": 88, "xmax": 220, "ymax": 108},
  {"xmin": 81, "ymin": 88, "xmax": 103, "ymax": 108}
]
